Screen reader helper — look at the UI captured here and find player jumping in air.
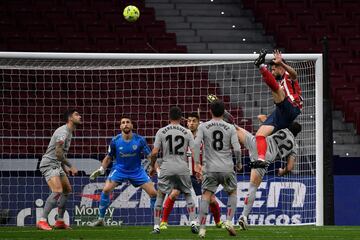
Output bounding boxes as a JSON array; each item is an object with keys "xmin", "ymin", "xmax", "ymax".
[
  {"xmin": 159, "ymin": 112, "xmax": 224, "ymax": 230},
  {"xmin": 150, "ymin": 107, "xmax": 199, "ymax": 234},
  {"xmin": 194, "ymin": 100, "xmax": 242, "ymax": 238},
  {"xmin": 253, "ymin": 49, "xmax": 302, "ymax": 168},
  {"xmin": 37, "ymin": 109, "xmax": 81, "ymax": 230},
  {"xmin": 236, "ymin": 121, "xmax": 302, "ymax": 230},
  {"xmin": 90, "ymin": 116, "xmax": 157, "ymax": 226}
]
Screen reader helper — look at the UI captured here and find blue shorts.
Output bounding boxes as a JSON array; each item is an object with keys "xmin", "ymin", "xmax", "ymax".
[
  {"xmin": 191, "ymin": 175, "xmax": 202, "ymax": 196},
  {"xmin": 263, "ymin": 97, "xmax": 301, "ymax": 133},
  {"xmin": 107, "ymin": 168, "xmax": 150, "ymax": 187}
]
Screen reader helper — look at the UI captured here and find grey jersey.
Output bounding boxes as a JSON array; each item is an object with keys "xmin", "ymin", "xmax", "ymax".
[
  {"xmin": 195, "ymin": 119, "xmax": 241, "ymax": 173},
  {"xmin": 154, "ymin": 124, "xmax": 194, "ymax": 175},
  {"xmin": 40, "ymin": 124, "xmax": 72, "ymax": 167},
  {"xmin": 267, "ymin": 128, "xmax": 298, "ymax": 160}
]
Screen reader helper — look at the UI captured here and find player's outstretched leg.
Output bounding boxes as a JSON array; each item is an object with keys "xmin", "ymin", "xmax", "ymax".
[
  {"xmin": 160, "ymin": 190, "xmax": 179, "ymax": 230},
  {"xmin": 238, "ymin": 215, "xmax": 248, "ymax": 230},
  {"xmin": 224, "ymin": 192, "xmax": 237, "ymax": 236},
  {"xmin": 184, "ymin": 193, "xmax": 199, "ymax": 234},
  {"xmin": 37, "ymin": 192, "xmax": 61, "ymax": 230},
  {"xmin": 239, "ymin": 171, "xmax": 261, "ymax": 230},
  {"xmin": 151, "ymin": 191, "xmax": 165, "ymax": 234},
  {"xmin": 254, "ymin": 49, "xmax": 267, "ymax": 67},
  {"xmin": 53, "ymin": 193, "xmax": 71, "ymax": 229},
  {"xmin": 90, "ymin": 191, "xmax": 110, "ymax": 227},
  {"xmin": 198, "ymin": 191, "xmax": 211, "ymax": 238},
  {"xmin": 209, "ymin": 197, "xmax": 223, "ymax": 228}
]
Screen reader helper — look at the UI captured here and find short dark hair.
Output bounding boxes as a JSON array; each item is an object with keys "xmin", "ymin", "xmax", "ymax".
[
  {"xmin": 169, "ymin": 106, "xmax": 182, "ymax": 121},
  {"xmin": 288, "ymin": 121, "xmax": 302, "ymax": 137},
  {"xmin": 210, "ymin": 100, "xmax": 225, "ymax": 117},
  {"xmin": 187, "ymin": 112, "xmax": 199, "ymax": 120},
  {"xmin": 63, "ymin": 109, "xmax": 78, "ymax": 122},
  {"xmin": 120, "ymin": 116, "xmax": 132, "ymax": 123}
]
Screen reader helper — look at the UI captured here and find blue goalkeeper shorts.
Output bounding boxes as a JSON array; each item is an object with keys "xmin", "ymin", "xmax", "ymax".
[
  {"xmin": 107, "ymin": 168, "xmax": 150, "ymax": 187},
  {"xmin": 263, "ymin": 97, "xmax": 301, "ymax": 133}
]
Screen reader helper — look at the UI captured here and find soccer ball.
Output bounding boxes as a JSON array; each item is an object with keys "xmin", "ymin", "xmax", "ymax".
[{"xmin": 123, "ymin": 5, "xmax": 140, "ymax": 22}]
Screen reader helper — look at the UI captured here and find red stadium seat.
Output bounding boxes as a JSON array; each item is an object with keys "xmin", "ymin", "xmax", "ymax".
[
  {"xmin": 281, "ymin": 0, "xmax": 308, "ymax": 9},
  {"xmin": 321, "ymin": 11, "xmax": 348, "ymax": 26},
  {"xmin": 264, "ymin": 11, "xmax": 290, "ymax": 34},
  {"xmin": 335, "ymin": 23, "xmax": 359, "ymax": 36},
  {"xmin": 293, "ymin": 10, "xmax": 319, "ymax": 28}
]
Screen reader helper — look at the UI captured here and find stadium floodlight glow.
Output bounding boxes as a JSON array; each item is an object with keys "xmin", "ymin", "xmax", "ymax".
[{"xmin": 0, "ymin": 52, "xmax": 323, "ymax": 227}]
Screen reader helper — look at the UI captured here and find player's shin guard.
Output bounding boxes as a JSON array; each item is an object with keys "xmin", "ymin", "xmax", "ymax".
[
  {"xmin": 210, "ymin": 201, "xmax": 221, "ymax": 224},
  {"xmin": 185, "ymin": 194, "xmax": 196, "ymax": 222},
  {"xmin": 154, "ymin": 194, "xmax": 165, "ymax": 226},
  {"xmin": 199, "ymin": 199, "xmax": 210, "ymax": 229},
  {"xmin": 57, "ymin": 193, "xmax": 69, "ymax": 220},
  {"xmin": 242, "ymin": 183, "xmax": 257, "ymax": 217},
  {"xmin": 255, "ymin": 136, "xmax": 267, "ymax": 161},
  {"xmin": 259, "ymin": 67, "xmax": 280, "ymax": 92},
  {"xmin": 226, "ymin": 194, "xmax": 237, "ymax": 221},
  {"xmin": 42, "ymin": 192, "xmax": 61, "ymax": 220},
  {"xmin": 161, "ymin": 196, "xmax": 175, "ymax": 223},
  {"xmin": 99, "ymin": 192, "xmax": 110, "ymax": 219}
]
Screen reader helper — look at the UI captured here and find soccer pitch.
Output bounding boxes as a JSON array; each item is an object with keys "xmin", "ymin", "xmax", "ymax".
[{"xmin": 1, "ymin": 226, "xmax": 360, "ymax": 240}]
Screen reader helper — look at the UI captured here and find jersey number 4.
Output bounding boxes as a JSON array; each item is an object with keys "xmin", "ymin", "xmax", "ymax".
[{"xmin": 165, "ymin": 135, "xmax": 185, "ymax": 155}]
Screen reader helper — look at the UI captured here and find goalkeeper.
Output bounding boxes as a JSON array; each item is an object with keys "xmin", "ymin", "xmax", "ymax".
[
  {"xmin": 89, "ymin": 116, "xmax": 157, "ymax": 226},
  {"xmin": 236, "ymin": 121, "xmax": 302, "ymax": 230},
  {"xmin": 253, "ymin": 49, "xmax": 302, "ymax": 168}
]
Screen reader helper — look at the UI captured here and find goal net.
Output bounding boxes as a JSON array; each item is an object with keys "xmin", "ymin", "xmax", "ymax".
[{"xmin": 0, "ymin": 53, "xmax": 323, "ymax": 227}]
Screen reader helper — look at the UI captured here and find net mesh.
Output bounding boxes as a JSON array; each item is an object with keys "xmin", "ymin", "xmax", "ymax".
[{"xmin": 0, "ymin": 56, "xmax": 317, "ymax": 226}]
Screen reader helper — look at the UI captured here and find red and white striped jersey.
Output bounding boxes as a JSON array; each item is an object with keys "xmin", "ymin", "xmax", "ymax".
[
  {"xmin": 187, "ymin": 143, "xmax": 202, "ymax": 176},
  {"xmin": 280, "ymin": 72, "xmax": 303, "ymax": 109}
]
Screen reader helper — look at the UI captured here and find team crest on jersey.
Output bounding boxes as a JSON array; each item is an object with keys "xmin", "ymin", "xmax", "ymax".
[{"xmin": 132, "ymin": 145, "xmax": 138, "ymax": 150}]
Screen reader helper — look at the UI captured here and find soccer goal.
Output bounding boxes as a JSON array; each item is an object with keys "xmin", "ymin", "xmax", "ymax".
[{"xmin": 0, "ymin": 52, "xmax": 323, "ymax": 227}]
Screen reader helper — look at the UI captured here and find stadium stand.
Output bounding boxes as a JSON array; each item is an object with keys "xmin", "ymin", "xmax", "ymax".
[{"xmin": 0, "ymin": 0, "xmax": 186, "ymax": 53}]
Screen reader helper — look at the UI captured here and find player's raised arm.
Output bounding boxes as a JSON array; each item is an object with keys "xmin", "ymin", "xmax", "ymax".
[{"xmin": 273, "ymin": 49, "xmax": 297, "ymax": 80}]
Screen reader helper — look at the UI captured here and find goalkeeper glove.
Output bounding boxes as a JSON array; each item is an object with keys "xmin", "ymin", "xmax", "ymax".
[{"xmin": 90, "ymin": 166, "xmax": 105, "ymax": 180}]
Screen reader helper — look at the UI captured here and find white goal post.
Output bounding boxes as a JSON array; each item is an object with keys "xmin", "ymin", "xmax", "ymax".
[{"xmin": 0, "ymin": 52, "xmax": 323, "ymax": 226}]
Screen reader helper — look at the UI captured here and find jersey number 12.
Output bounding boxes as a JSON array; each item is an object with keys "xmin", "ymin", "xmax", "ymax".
[{"xmin": 165, "ymin": 135, "xmax": 185, "ymax": 155}]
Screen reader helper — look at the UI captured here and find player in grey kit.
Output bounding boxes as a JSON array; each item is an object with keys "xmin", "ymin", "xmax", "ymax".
[
  {"xmin": 194, "ymin": 100, "xmax": 242, "ymax": 238},
  {"xmin": 150, "ymin": 106, "xmax": 199, "ymax": 234},
  {"xmin": 36, "ymin": 109, "xmax": 81, "ymax": 230},
  {"xmin": 236, "ymin": 121, "xmax": 302, "ymax": 230}
]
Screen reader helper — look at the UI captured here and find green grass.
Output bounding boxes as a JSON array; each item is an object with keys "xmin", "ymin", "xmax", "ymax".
[{"xmin": 1, "ymin": 226, "xmax": 360, "ymax": 240}]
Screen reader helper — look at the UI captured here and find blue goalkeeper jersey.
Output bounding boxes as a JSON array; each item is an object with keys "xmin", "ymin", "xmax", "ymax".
[{"xmin": 107, "ymin": 133, "xmax": 151, "ymax": 173}]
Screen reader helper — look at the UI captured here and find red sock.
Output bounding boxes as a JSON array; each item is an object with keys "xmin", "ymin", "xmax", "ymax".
[
  {"xmin": 210, "ymin": 201, "xmax": 221, "ymax": 224},
  {"xmin": 256, "ymin": 135, "xmax": 267, "ymax": 161},
  {"xmin": 161, "ymin": 197, "xmax": 175, "ymax": 223},
  {"xmin": 260, "ymin": 67, "xmax": 280, "ymax": 92}
]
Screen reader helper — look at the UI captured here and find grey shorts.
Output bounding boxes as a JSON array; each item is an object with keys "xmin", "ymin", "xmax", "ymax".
[
  {"xmin": 202, "ymin": 172, "xmax": 237, "ymax": 193},
  {"xmin": 244, "ymin": 130, "xmax": 272, "ymax": 178},
  {"xmin": 39, "ymin": 164, "xmax": 66, "ymax": 182},
  {"xmin": 157, "ymin": 174, "xmax": 193, "ymax": 194}
]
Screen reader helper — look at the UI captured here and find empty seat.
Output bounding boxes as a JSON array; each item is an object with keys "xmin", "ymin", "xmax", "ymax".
[{"xmin": 335, "ymin": 23, "xmax": 359, "ymax": 36}]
